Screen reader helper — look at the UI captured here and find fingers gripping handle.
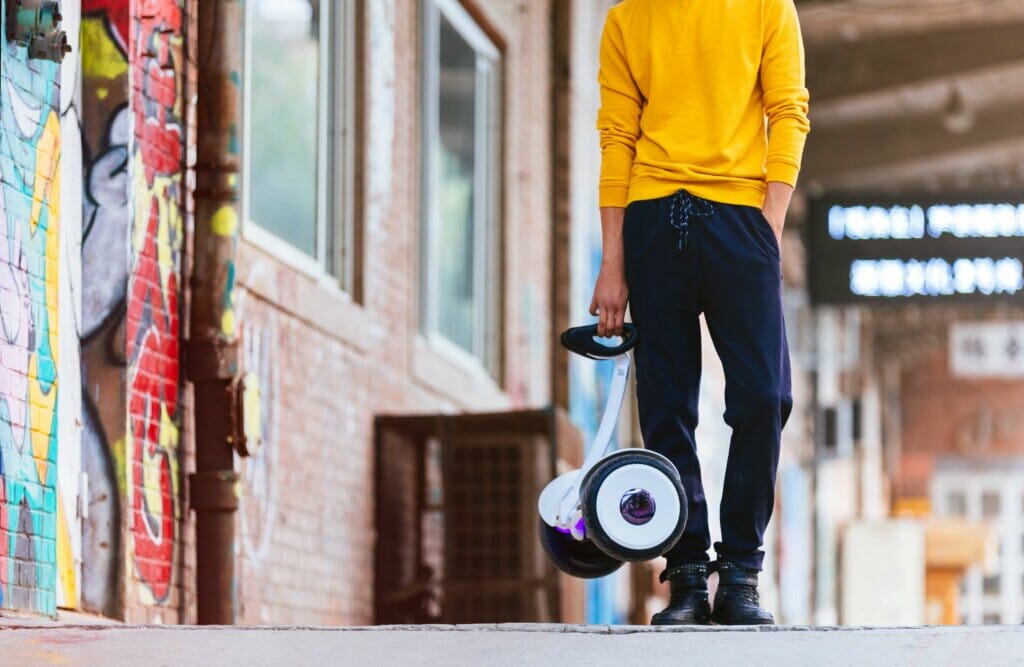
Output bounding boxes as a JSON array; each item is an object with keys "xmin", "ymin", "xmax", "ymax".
[{"xmin": 560, "ymin": 323, "xmax": 638, "ymax": 359}]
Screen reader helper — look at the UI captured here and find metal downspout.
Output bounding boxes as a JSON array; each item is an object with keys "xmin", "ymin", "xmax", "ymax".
[{"xmin": 187, "ymin": 0, "xmax": 244, "ymax": 625}]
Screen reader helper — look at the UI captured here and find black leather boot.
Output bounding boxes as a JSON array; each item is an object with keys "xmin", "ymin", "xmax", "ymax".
[
  {"xmin": 650, "ymin": 562, "xmax": 712, "ymax": 626},
  {"xmin": 710, "ymin": 560, "xmax": 774, "ymax": 625}
]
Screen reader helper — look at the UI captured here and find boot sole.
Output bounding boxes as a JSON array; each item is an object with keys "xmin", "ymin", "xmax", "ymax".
[{"xmin": 650, "ymin": 612, "xmax": 712, "ymax": 626}]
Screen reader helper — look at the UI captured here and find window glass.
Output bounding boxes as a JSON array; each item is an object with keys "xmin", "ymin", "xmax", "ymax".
[
  {"xmin": 436, "ymin": 16, "xmax": 479, "ymax": 352},
  {"xmin": 947, "ymin": 491, "xmax": 966, "ymax": 516},
  {"xmin": 249, "ymin": 0, "xmax": 321, "ymax": 256},
  {"xmin": 982, "ymin": 491, "xmax": 1001, "ymax": 518},
  {"xmin": 422, "ymin": 0, "xmax": 502, "ymax": 372}
]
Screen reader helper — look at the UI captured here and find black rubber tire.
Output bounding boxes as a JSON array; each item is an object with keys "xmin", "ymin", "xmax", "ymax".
[
  {"xmin": 580, "ymin": 449, "xmax": 687, "ymax": 562},
  {"xmin": 537, "ymin": 517, "xmax": 623, "ymax": 579}
]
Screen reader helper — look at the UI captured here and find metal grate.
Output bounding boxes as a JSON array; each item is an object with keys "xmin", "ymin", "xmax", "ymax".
[{"xmin": 374, "ymin": 410, "xmax": 580, "ymax": 624}]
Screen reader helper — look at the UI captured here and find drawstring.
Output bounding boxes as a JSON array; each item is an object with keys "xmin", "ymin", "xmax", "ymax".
[{"xmin": 668, "ymin": 190, "xmax": 715, "ymax": 253}]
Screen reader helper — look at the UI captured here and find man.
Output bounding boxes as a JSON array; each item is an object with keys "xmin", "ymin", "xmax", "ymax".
[{"xmin": 590, "ymin": 0, "xmax": 810, "ymax": 625}]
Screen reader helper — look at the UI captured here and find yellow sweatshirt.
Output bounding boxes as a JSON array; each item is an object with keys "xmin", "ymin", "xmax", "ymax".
[{"xmin": 597, "ymin": 0, "xmax": 811, "ymax": 209}]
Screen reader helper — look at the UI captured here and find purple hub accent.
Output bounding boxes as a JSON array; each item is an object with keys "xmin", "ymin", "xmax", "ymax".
[
  {"xmin": 555, "ymin": 517, "xmax": 586, "ymax": 537},
  {"xmin": 620, "ymin": 488, "xmax": 656, "ymax": 525}
]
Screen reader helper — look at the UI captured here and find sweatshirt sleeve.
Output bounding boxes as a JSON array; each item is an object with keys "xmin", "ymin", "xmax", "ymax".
[
  {"xmin": 761, "ymin": 0, "xmax": 811, "ymax": 187},
  {"xmin": 596, "ymin": 9, "xmax": 642, "ymax": 208}
]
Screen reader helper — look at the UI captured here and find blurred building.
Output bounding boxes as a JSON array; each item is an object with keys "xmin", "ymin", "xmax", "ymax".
[
  {"xmin": 790, "ymin": 0, "xmax": 1024, "ymax": 626},
  {"xmin": 560, "ymin": 0, "xmax": 1024, "ymax": 627}
]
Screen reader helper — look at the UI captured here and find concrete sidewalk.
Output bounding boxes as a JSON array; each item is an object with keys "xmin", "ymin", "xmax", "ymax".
[{"xmin": 0, "ymin": 623, "xmax": 1020, "ymax": 666}]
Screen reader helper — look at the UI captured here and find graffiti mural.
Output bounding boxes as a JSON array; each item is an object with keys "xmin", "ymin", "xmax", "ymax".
[
  {"xmin": 0, "ymin": 8, "xmax": 64, "ymax": 612},
  {"xmin": 80, "ymin": 0, "xmax": 130, "ymax": 617},
  {"xmin": 79, "ymin": 0, "xmax": 186, "ymax": 612},
  {"xmin": 126, "ymin": 0, "xmax": 185, "ymax": 606}
]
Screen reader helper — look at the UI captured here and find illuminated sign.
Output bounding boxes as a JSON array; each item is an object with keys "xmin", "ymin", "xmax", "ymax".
[{"xmin": 807, "ymin": 195, "xmax": 1024, "ymax": 305}]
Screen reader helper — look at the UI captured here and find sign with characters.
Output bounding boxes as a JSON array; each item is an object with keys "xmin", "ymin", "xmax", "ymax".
[
  {"xmin": 949, "ymin": 321, "xmax": 1024, "ymax": 379},
  {"xmin": 807, "ymin": 195, "xmax": 1024, "ymax": 305}
]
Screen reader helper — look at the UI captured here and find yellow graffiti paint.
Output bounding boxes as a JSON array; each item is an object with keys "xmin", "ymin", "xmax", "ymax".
[
  {"xmin": 211, "ymin": 205, "xmax": 238, "ymax": 237},
  {"xmin": 56, "ymin": 491, "xmax": 77, "ymax": 607},
  {"xmin": 141, "ymin": 437, "xmax": 165, "ymax": 526},
  {"xmin": 242, "ymin": 370, "xmax": 263, "ymax": 455},
  {"xmin": 81, "ymin": 17, "xmax": 129, "ymax": 80},
  {"xmin": 161, "ymin": 403, "xmax": 181, "ymax": 504},
  {"xmin": 221, "ymin": 309, "xmax": 236, "ymax": 337},
  {"xmin": 30, "ymin": 113, "xmax": 60, "ymax": 233},
  {"xmin": 27, "ymin": 113, "xmax": 61, "ymax": 487},
  {"xmin": 132, "ymin": 152, "xmax": 185, "ymax": 324},
  {"xmin": 28, "ymin": 355, "xmax": 58, "ymax": 485}
]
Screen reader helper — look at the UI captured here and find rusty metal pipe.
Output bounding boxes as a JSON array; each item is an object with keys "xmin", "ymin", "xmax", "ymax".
[{"xmin": 188, "ymin": 0, "xmax": 244, "ymax": 625}]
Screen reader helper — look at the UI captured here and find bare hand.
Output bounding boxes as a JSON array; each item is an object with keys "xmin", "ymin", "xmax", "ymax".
[
  {"xmin": 761, "ymin": 207, "xmax": 785, "ymax": 247},
  {"xmin": 761, "ymin": 181, "xmax": 793, "ymax": 249},
  {"xmin": 589, "ymin": 260, "xmax": 629, "ymax": 337}
]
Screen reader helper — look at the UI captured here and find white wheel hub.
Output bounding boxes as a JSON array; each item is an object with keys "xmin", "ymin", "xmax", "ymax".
[{"xmin": 593, "ymin": 463, "xmax": 681, "ymax": 550}]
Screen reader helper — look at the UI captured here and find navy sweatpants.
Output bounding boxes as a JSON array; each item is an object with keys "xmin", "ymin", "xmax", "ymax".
[{"xmin": 623, "ymin": 190, "xmax": 792, "ymax": 572}]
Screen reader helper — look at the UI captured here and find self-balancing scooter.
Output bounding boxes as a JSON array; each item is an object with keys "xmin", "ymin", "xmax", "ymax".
[{"xmin": 538, "ymin": 323, "xmax": 687, "ymax": 578}]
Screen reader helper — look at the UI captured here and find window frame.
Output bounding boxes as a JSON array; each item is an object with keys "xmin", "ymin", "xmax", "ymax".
[
  {"xmin": 241, "ymin": 0, "xmax": 360, "ymax": 294},
  {"xmin": 419, "ymin": 0, "xmax": 504, "ymax": 378}
]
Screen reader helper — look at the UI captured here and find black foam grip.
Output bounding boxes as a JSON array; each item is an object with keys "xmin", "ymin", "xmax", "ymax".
[{"xmin": 560, "ymin": 323, "xmax": 638, "ymax": 359}]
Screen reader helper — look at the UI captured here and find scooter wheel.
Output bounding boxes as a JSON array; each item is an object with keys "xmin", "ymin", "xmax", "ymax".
[
  {"xmin": 537, "ymin": 517, "xmax": 623, "ymax": 579},
  {"xmin": 580, "ymin": 449, "xmax": 687, "ymax": 562}
]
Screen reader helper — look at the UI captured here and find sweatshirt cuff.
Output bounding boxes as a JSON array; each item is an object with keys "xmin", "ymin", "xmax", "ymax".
[
  {"xmin": 599, "ymin": 184, "xmax": 629, "ymax": 208},
  {"xmin": 766, "ymin": 161, "xmax": 801, "ymax": 188}
]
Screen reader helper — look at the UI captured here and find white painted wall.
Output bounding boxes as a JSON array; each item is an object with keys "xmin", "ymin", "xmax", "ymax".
[{"xmin": 57, "ymin": 0, "xmax": 83, "ymax": 610}]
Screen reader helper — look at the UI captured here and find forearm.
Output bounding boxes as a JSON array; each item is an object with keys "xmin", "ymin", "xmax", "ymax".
[
  {"xmin": 761, "ymin": 181, "xmax": 794, "ymax": 241},
  {"xmin": 591, "ymin": 206, "xmax": 629, "ymax": 337},
  {"xmin": 600, "ymin": 207, "xmax": 626, "ymax": 267}
]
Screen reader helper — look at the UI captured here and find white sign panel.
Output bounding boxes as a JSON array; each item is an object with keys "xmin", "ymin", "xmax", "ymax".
[
  {"xmin": 950, "ymin": 321, "xmax": 1024, "ymax": 378},
  {"xmin": 841, "ymin": 520, "xmax": 925, "ymax": 626}
]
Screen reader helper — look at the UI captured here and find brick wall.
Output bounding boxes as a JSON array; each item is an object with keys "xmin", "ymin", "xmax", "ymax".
[
  {"xmin": 231, "ymin": 0, "xmax": 555, "ymax": 625},
  {"xmin": 899, "ymin": 341, "xmax": 1024, "ymax": 498},
  {"xmin": 0, "ymin": 7, "xmax": 65, "ymax": 616}
]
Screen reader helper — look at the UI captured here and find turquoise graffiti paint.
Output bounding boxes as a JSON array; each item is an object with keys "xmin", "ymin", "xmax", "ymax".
[{"xmin": 0, "ymin": 9, "xmax": 63, "ymax": 616}]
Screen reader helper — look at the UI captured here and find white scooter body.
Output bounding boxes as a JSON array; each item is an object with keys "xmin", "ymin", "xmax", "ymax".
[
  {"xmin": 537, "ymin": 353, "xmax": 632, "ymax": 537},
  {"xmin": 538, "ymin": 324, "xmax": 687, "ymax": 573}
]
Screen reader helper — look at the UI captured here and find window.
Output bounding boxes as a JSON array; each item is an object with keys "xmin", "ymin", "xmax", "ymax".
[
  {"xmin": 982, "ymin": 491, "xmax": 1001, "ymax": 518},
  {"xmin": 947, "ymin": 491, "xmax": 967, "ymax": 516},
  {"xmin": 983, "ymin": 574, "xmax": 1001, "ymax": 595},
  {"xmin": 244, "ymin": 0, "xmax": 359, "ymax": 290},
  {"xmin": 421, "ymin": 0, "xmax": 503, "ymax": 374}
]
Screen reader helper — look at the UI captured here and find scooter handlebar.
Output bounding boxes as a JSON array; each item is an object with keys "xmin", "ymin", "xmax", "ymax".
[{"xmin": 560, "ymin": 323, "xmax": 638, "ymax": 359}]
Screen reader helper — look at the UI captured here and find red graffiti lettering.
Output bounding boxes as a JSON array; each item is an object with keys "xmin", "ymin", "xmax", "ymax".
[
  {"xmin": 126, "ymin": 0, "xmax": 184, "ymax": 606},
  {"xmin": 127, "ymin": 201, "xmax": 179, "ymax": 603},
  {"xmin": 133, "ymin": 1, "xmax": 184, "ymax": 185}
]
